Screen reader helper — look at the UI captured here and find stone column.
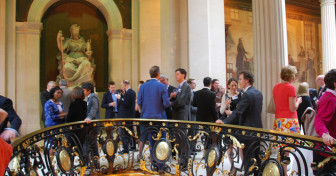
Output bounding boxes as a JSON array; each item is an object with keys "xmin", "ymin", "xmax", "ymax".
[
  {"xmin": 160, "ymin": 0, "xmax": 180, "ymax": 84},
  {"xmin": 16, "ymin": 22, "xmax": 43, "ymax": 135},
  {"xmin": 252, "ymin": 0, "xmax": 288, "ymax": 129},
  {"xmin": 321, "ymin": 0, "xmax": 336, "ymax": 73},
  {"xmin": 138, "ymin": 0, "xmax": 161, "ymax": 80},
  {"xmin": 0, "ymin": 0, "xmax": 6, "ymax": 95},
  {"xmin": 188, "ymin": 0, "xmax": 226, "ymax": 89},
  {"xmin": 132, "ymin": 0, "xmax": 140, "ymax": 89},
  {"xmin": 107, "ymin": 28, "xmax": 132, "ymax": 86}
]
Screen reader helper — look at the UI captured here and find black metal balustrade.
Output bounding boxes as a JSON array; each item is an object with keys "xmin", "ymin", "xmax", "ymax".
[{"xmin": 5, "ymin": 119, "xmax": 336, "ymax": 176}]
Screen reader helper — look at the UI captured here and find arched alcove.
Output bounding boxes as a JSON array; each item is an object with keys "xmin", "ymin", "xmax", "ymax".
[{"xmin": 40, "ymin": 1, "xmax": 108, "ymax": 91}]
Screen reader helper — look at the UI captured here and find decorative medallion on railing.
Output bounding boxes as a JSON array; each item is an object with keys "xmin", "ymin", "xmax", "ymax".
[{"xmin": 5, "ymin": 119, "xmax": 336, "ymax": 175}]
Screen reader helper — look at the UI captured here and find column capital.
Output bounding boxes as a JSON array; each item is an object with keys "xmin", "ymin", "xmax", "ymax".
[
  {"xmin": 106, "ymin": 28, "xmax": 132, "ymax": 41},
  {"xmin": 16, "ymin": 22, "xmax": 43, "ymax": 35},
  {"xmin": 320, "ymin": 0, "xmax": 335, "ymax": 6}
]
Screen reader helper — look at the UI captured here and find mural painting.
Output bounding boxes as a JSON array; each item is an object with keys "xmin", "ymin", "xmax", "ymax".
[
  {"xmin": 286, "ymin": 12, "xmax": 322, "ymax": 88},
  {"xmin": 224, "ymin": 0, "xmax": 322, "ymax": 88},
  {"xmin": 225, "ymin": 0, "xmax": 254, "ymax": 82}
]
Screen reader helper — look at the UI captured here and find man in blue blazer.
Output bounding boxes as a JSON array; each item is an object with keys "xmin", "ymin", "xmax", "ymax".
[
  {"xmin": 137, "ymin": 66, "xmax": 170, "ymax": 168},
  {"xmin": 101, "ymin": 81, "xmax": 118, "ymax": 118},
  {"xmin": 137, "ymin": 66, "xmax": 170, "ymax": 119}
]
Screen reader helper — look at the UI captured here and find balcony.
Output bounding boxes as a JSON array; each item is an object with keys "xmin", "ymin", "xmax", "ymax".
[{"xmin": 5, "ymin": 119, "xmax": 336, "ymax": 175}]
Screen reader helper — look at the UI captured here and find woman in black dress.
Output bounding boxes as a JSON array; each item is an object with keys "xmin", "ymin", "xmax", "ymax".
[
  {"xmin": 219, "ymin": 78, "xmax": 242, "ymax": 165},
  {"xmin": 297, "ymin": 83, "xmax": 313, "ymax": 134},
  {"xmin": 220, "ymin": 78, "xmax": 241, "ymax": 117},
  {"xmin": 66, "ymin": 87, "xmax": 87, "ymax": 122}
]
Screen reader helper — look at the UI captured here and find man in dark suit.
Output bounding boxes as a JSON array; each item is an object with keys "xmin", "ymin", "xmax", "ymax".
[
  {"xmin": 216, "ymin": 71, "xmax": 263, "ymax": 174},
  {"xmin": 316, "ymin": 75, "xmax": 327, "ymax": 99},
  {"xmin": 159, "ymin": 74, "xmax": 176, "ymax": 119},
  {"xmin": 187, "ymin": 79, "xmax": 197, "ymax": 122},
  {"xmin": 118, "ymin": 80, "xmax": 136, "ymax": 119},
  {"xmin": 0, "ymin": 95, "xmax": 22, "ymax": 143},
  {"xmin": 101, "ymin": 81, "xmax": 118, "ymax": 118},
  {"xmin": 216, "ymin": 71, "xmax": 263, "ymax": 128},
  {"xmin": 170, "ymin": 68, "xmax": 192, "ymax": 121},
  {"xmin": 305, "ymin": 82, "xmax": 318, "ymax": 109},
  {"xmin": 40, "ymin": 81, "xmax": 56, "ymax": 127},
  {"xmin": 192, "ymin": 77, "xmax": 218, "ymax": 123},
  {"xmin": 117, "ymin": 80, "xmax": 136, "ymax": 153}
]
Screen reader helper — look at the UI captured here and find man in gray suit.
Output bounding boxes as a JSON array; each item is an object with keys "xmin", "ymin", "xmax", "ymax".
[
  {"xmin": 170, "ymin": 68, "xmax": 191, "ymax": 168},
  {"xmin": 82, "ymin": 82, "xmax": 100, "ymax": 123},
  {"xmin": 59, "ymin": 79, "xmax": 72, "ymax": 113},
  {"xmin": 170, "ymin": 68, "xmax": 192, "ymax": 121},
  {"xmin": 187, "ymin": 78, "xmax": 197, "ymax": 121}
]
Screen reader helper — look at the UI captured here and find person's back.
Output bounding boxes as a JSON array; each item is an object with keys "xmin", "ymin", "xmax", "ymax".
[
  {"xmin": 87, "ymin": 93, "xmax": 100, "ymax": 119},
  {"xmin": 194, "ymin": 88, "xmax": 218, "ymax": 122},
  {"xmin": 60, "ymin": 87, "xmax": 72, "ymax": 113},
  {"xmin": 138, "ymin": 79, "xmax": 170, "ymax": 119},
  {"xmin": 241, "ymin": 87, "xmax": 263, "ymax": 128},
  {"xmin": 273, "ymin": 83, "xmax": 297, "ymax": 119}
]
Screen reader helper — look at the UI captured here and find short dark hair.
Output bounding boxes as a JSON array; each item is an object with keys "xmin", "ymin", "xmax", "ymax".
[
  {"xmin": 49, "ymin": 86, "xmax": 62, "ymax": 99},
  {"xmin": 123, "ymin": 80, "xmax": 130, "ymax": 85},
  {"xmin": 139, "ymin": 80, "xmax": 144, "ymax": 84},
  {"xmin": 71, "ymin": 87, "xmax": 85, "ymax": 100},
  {"xmin": 108, "ymin": 81, "xmax": 115, "ymax": 86},
  {"xmin": 325, "ymin": 69, "xmax": 336, "ymax": 90},
  {"xmin": 149, "ymin": 66, "xmax": 160, "ymax": 78},
  {"xmin": 211, "ymin": 79, "xmax": 219, "ymax": 84},
  {"xmin": 187, "ymin": 78, "xmax": 195, "ymax": 84},
  {"xmin": 240, "ymin": 71, "xmax": 254, "ymax": 85},
  {"xmin": 203, "ymin": 77, "xmax": 212, "ymax": 87},
  {"xmin": 82, "ymin": 82, "xmax": 94, "ymax": 93},
  {"xmin": 175, "ymin": 68, "xmax": 187, "ymax": 79}
]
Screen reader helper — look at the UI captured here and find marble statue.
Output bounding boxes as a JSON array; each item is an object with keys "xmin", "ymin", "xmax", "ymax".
[{"xmin": 56, "ymin": 24, "xmax": 95, "ymax": 88}]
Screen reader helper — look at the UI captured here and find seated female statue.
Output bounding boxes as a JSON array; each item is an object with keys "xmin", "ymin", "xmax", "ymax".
[{"xmin": 56, "ymin": 24, "xmax": 95, "ymax": 87}]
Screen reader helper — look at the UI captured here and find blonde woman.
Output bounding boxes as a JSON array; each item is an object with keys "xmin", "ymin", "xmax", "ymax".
[{"xmin": 273, "ymin": 65, "xmax": 302, "ymax": 176}]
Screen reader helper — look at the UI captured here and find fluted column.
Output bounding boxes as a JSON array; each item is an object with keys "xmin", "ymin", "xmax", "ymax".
[
  {"xmin": 16, "ymin": 22, "xmax": 43, "ymax": 135},
  {"xmin": 107, "ymin": 28, "xmax": 132, "ymax": 85},
  {"xmin": 0, "ymin": 0, "xmax": 6, "ymax": 95},
  {"xmin": 253, "ymin": 0, "xmax": 288, "ymax": 130},
  {"xmin": 321, "ymin": 0, "xmax": 336, "ymax": 73},
  {"xmin": 188, "ymin": 0, "xmax": 226, "ymax": 89},
  {"xmin": 160, "ymin": 0, "xmax": 181, "ymax": 84}
]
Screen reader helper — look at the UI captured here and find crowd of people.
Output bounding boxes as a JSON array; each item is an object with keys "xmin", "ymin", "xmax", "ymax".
[{"xmin": 0, "ymin": 65, "xmax": 335, "ymax": 174}]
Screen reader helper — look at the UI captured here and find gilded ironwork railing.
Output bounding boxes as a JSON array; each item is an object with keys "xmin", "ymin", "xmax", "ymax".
[{"xmin": 5, "ymin": 119, "xmax": 336, "ymax": 176}]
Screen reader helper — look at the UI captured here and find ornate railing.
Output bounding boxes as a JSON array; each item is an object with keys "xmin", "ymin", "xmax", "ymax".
[{"xmin": 5, "ymin": 119, "xmax": 336, "ymax": 176}]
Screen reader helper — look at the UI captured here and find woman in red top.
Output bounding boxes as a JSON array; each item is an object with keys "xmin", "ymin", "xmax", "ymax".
[
  {"xmin": 273, "ymin": 66, "xmax": 302, "ymax": 176},
  {"xmin": 0, "ymin": 108, "xmax": 12, "ymax": 176},
  {"xmin": 273, "ymin": 65, "xmax": 302, "ymax": 134}
]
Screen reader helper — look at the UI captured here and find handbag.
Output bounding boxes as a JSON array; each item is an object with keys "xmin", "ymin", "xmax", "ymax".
[
  {"xmin": 301, "ymin": 107, "xmax": 318, "ymax": 137},
  {"xmin": 266, "ymin": 96, "xmax": 276, "ymax": 114}
]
